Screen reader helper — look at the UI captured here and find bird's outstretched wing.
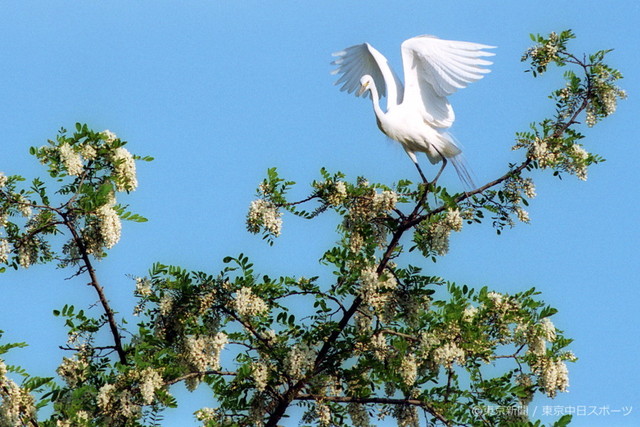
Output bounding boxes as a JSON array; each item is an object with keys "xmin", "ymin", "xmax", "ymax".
[
  {"xmin": 401, "ymin": 35, "xmax": 495, "ymax": 128},
  {"xmin": 331, "ymin": 43, "xmax": 404, "ymax": 109}
]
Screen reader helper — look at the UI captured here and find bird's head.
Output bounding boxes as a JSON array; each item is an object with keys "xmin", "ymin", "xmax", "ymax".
[{"xmin": 357, "ymin": 75, "xmax": 374, "ymax": 97}]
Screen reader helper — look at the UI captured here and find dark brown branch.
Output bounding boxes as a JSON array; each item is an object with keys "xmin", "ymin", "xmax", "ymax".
[
  {"xmin": 61, "ymin": 213, "xmax": 127, "ymax": 365},
  {"xmin": 411, "ymin": 92, "xmax": 591, "ymax": 227}
]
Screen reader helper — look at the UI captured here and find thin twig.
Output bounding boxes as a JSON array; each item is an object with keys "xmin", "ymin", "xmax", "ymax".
[{"xmin": 166, "ymin": 370, "xmax": 237, "ymax": 386}]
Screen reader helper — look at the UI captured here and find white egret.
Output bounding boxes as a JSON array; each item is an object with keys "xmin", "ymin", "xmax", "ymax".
[{"xmin": 332, "ymin": 35, "xmax": 495, "ymax": 186}]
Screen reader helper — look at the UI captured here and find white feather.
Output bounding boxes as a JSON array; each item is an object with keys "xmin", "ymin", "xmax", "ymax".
[{"xmin": 332, "ymin": 35, "xmax": 494, "ymax": 187}]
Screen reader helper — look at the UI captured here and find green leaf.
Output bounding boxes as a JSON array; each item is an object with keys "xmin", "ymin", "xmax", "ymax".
[
  {"xmin": 553, "ymin": 414, "xmax": 572, "ymax": 427},
  {"xmin": 22, "ymin": 376, "xmax": 54, "ymax": 392}
]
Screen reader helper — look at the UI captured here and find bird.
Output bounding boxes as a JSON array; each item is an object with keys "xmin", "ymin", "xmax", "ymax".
[{"xmin": 331, "ymin": 35, "xmax": 495, "ymax": 187}]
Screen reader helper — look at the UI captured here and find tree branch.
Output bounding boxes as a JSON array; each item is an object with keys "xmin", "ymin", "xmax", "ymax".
[
  {"xmin": 61, "ymin": 213, "xmax": 127, "ymax": 365},
  {"xmin": 265, "ymin": 54, "xmax": 595, "ymax": 425}
]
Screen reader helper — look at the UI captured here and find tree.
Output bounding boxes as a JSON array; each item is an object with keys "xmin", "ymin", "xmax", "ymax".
[{"xmin": 0, "ymin": 31, "xmax": 626, "ymax": 426}]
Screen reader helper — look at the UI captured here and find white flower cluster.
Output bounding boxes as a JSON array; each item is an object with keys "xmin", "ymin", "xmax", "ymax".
[
  {"xmin": 348, "ymin": 232, "xmax": 364, "ymax": 253},
  {"xmin": 233, "ymin": 286, "xmax": 269, "ymax": 317},
  {"xmin": 539, "ymin": 317, "xmax": 557, "ymax": 342},
  {"xmin": 486, "ymin": 291, "xmax": 520, "ymax": 314},
  {"xmin": 17, "ymin": 240, "xmax": 37, "ymax": 269},
  {"xmin": 525, "ymin": 317, "xmax": 557, "ymax": 357},
  {"xmin": 138, "ymin": 367, "xmax": 164, "ymax": 405},
  {"xmin": 418, "ymin": 332, "xmax": 440, "ymax": 354},
  {"xmin": 57, "ymin": 355, "xmax": 88, "ymax": 388},
  {"xmin": 523, "ymin": 136, "xmax": 590, "ymax": 181},
  {"xmin": 370, "ymin": 332, "xmax": 388, "ymax": 361},
  {"xmin": 421, "ymin": 209, "xmax": 463, "ymax": 256},
  {"xmin": 0, "ymin": 360, "xmax": 36, "ymax": 426},
  {"xmin": 251, "ymin": 361, "xmax": 269, "ymax": 392},
  {"xmin": 537, "ymin": 358, "xmax": 570, "ymax": 398},
  {"xmin": 462, "ymin": 305, "xmax": 478, "ymax": 322},
  {"xmin": 81, "ymin": 199, "xmax": 122, "ymax": 255},
  {"xmin": 318, "ymin": 180, "xmax": 347, "ymax": 206},
  {"xmin": 96, "ymin": 383, "xmax": 115, "ymax": 410},
  {"xmin": 111, "ymin": 147, "xmax": 138, "ymax": 192},
  {"xmin": 350, "ymin": 189, "xmax": 398, "ymax": 217},
  {"xmin": 432, "ymin": 341, "xmax": 465, "ymax": 369},
  {"xmin": 159, "ymin": 294, "xmax": 174, "ymax": 316},
  {"xmin": 503, "ymin": 177, "xmax": 537, "ymax": 224},
  {"xmin": 504, "ymin": 177, "xmax": 536, "ymax": 200},
  {"xmin": 263, "ymin": 329, "xmax": 278, "ymax": 344},
  {"xmin": 316, "ymin": 401, "xmax": 331, "ymax": 426},
  {"xmin": 96, "ymin": 204, "xmax": 121, "ymax": 249},
  {"xmin": 80, "ymin": 144, "xmax": 97, "ymax": 160},
  {"xmin": 568, "ymin": 144, "xmax": 588, "ymax": 181},
  {"xmin": 135, "ymin": 277, "xmax": 152, "ymax": 297},
  {"xmin": 285, "ymin": 343, "xmax": 315, "ymax": 380},
  {"xmin": 184, "ymin": 332, "xmax": 228, "ymax": 373},
  {"xmin": 58, "ymin": 143, "xmax": 84, "ymax": 176},
  {"xmin": 347, "ymin": 403, "xmax": 372, "ymax": 427},
  {"xmin": 515, "ymin": 207, "xmax": 530, "ymax": 223},
  {"xmin": 586, "ymin": 70, "xmax": 627, "ymax": 127},
  {"xmin": 0, "ymin": 172, "xmax": 7, "ymax": 188},
  {"xmin": 198, "ymin": 289, "xmax": 218, "ymax": 315},
  {"xmin": 526, "ymin": 137, "xmax": 555, "ymax": 168},
  {"xmin": 444, "ymin": 209, "xmax": 463, "ymax": 231},
  {"xmin": 96, "ymin": 383, "xmax": 140, "ymax": 420},
  {"xmin": 399, "ymin": 353, "xmax": 418, "ymax": 386},
  {"xmin": 195, "ymin": 407, "xmax": 218, "ymax": 423},
  {"xmin": 598, "ymin": 90, "xmax": 616, "ymax": 117},
  {"xmin": 372, "ymin": 190, "xmax": 398, "ymax": 212},
  {"xmin": 17, "ymin": 195, "xmax": 32, "ymax": 218},
  {"xmin": 343, "ymin": 188, "xmax": 398, "ymax": 253},
  {"xmin": 0, "ymin": 240, "xmax": 10, "ymax": 264},
  {"xmin": 516, "ymin": 317, "xmax": 571, "ymax": 397},
  {"xmin": 358, "ymin": 265, "xmax": 397, "ymax": 320},
  {"xmin": 246, "ymin": 199, "xmax": 282, "ymax": 237},
  {"xmin": 524, "ymin": 32, "xmax": 559, "ymax": 68},
  {"xmin": 101, "ymin": 130, "xmax": 118, "ymax": 143},
  {"xmin": 393, "ymin": 404, "xmax": 419, "ymax": 427}
]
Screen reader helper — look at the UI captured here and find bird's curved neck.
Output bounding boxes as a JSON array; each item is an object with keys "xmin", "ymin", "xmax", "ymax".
[{"xmin": 368, "ymin": 84, "xmax": 386, "ymax": 125}]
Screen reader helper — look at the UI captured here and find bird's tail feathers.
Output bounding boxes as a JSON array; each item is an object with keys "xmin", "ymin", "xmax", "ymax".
[
  {"xmin": 450, "ymin": 153, "xmax": 476, "ymax": 190},
  {"xmin": 440, "ymin": 132, "xmax": 476, "ymax": 189}
]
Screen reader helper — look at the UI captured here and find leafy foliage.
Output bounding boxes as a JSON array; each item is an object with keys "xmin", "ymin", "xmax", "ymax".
[{"xmin": 0, "ymin": 31, "xmax": 625, "ymax": 426}]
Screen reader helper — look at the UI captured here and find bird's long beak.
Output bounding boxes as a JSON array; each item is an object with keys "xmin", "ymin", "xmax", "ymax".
[{"xmin": 357, "ymin": 82, "xmax": 369, "ymax": 97}]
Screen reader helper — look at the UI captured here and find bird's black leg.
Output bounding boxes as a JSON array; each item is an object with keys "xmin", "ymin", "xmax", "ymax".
[
  {"xmin": 413, "ymin": 161, "xmax": 429, "ymax": 183},
  {"xmin": 431, "ymin": 157, "xmax": 448, "ymax": 184},
  {"xmin": 429, "ymin": 146, "xmax": 448, "ymax": 185}
]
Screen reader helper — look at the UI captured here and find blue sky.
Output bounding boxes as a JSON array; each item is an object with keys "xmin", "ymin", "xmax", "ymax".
[{"xmin": 1, "ymin": 1, "xmax": 639, "ymax": 425}]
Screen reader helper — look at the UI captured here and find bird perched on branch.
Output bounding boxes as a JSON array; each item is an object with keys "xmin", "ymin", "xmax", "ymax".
[{"xmin": 331, "ymin": 35, "xmax": 495, "ymax": 187}]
